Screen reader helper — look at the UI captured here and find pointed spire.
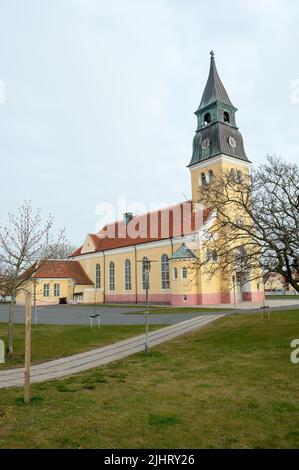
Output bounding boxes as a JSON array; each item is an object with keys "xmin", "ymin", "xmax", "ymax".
[{"xmin": 198, "ymin": 51, "xmax": 235, "ymax": 110}]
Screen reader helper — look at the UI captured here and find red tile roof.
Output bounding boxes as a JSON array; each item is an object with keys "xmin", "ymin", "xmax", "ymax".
[
  {"xmin": 70, "ymin": 202, "xmax": 212, "ymax": 257},
  {"xmin": 32, "ymin": 260, "xmax": 93, "ymax": 285}
]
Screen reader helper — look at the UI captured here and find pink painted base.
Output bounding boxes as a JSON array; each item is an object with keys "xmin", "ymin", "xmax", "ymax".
[
  {"xmin": 243, "ymin": 291, "xmax": 265, "ymax": 302},
  {"xmin": 105, "ymin": 294, "xmax": 137, "ymax": 303},
  {"xmin": 95, "ymin": 291, "xmax": 266, "ymax": 306},
  {"xmin": 171, "ymin": 291, "xmax": 265, "ymax": 305},
  {"xmin": 104, "ymin": 293, "xmax": 172, "ymax": 305},
  {"xmin": 137, "ymin": 294, "xmax": 172, "ymax": 304},
  {"xmin": 171, "ymin": 294, "xmax": 199, "ymax": 306},
  {"xmin": 171, "ymin": 292, "xmax": 235, "ymax": 305}
]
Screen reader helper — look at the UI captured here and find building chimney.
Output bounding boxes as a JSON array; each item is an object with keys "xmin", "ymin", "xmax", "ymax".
[{"xmin": 123, "ymin": 212, "xmax": 133, "ymax": 224}]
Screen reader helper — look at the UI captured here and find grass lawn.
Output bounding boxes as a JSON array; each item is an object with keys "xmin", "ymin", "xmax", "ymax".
[
  {"xmin": 266, "ymin": 295, "xmax": 299, "ymax": 300},
  {"xmin": 0, "ymin": 323, "xmax": 162, "ymax": 369},
  {"xmin": 0, "ymin": 310, "xmax": 299, "ymax": 448}
]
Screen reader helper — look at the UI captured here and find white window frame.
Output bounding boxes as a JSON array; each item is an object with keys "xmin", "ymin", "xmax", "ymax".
[
  {"xmin": 181, "ymin": 267, "xmax": 188, "ymax": 280},
  {"xmin": 109, "ymin": 261, "xmax": 115, "ymax": 291},
  {"xmin": 54, "ymin": 283, "xmax": 60, "ymax": 297},
  {"xmin": 201, "ymin": 172, "xmax": 207, "ymax": 186},
  {"xmin": 161, "ymin": 254, "xmax": 170, "ymax": 290},
  {"xmin": 43, "ymin": 283, "xmax": 50, "ymax": 297},
  {"xmin": 96, "ymin": 263, "xmax": 101, "ymax": 289},
  {"xmin": 125, "ymin": 259, "xmax": 131, "ymax": 291}
]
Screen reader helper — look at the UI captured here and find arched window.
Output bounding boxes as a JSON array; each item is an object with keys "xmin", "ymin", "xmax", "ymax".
[
  {"xmin": 142, "ymin": 256, "xmax": 149, "ymax": 290},
  {"xmin": 224, "ymin": 111, "xmax": 230, "ymax": 123},
  {"xmin": 208, "ymin": 169, "xmax": 214, "ymax": 183},
  {"xmin": 182, "ymin": 267, "xmax": 188, "ymax": 279},
  {"xmin": 173, "ymin": 267, "xmax": 178, "ymax": 280},
  {"xmin": 204, "ymin": 112, "xmax": 211, "ymax": 126},
  {"xmin": 236, "ymin": 170, "xmax": 242, "ymax": 182},
  {"xmin": 235, "ymin": 247, "xmax": 247, "ymax": 272},
  {"xmin": 109, "ymin": 261, "xmax": 115, "ymax": 291},
  {"xmin": 125, "ymin": 259, "xmax": 131, "ymax": 291},
  {"xmin": 206, "ymin": 249, "xmax": 218, "ymax": 262},
  {"xmin": 230, "ymin": 168, "xmax": 236, "ymax": 179},
  {"xmin": 201, "ymin": 172, "xmax": 207, "ymax": 186},
  {"xmin": 96, "ymin": 263, "xmax": 101, "ymax": 289},
  {"xmin": 161, "ymin": 254, "xmax": 170, "ymax": 289}
]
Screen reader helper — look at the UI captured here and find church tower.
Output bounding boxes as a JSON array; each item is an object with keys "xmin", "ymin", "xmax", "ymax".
[{"xmin": 188, "ymin": 51, "xmax": 250, "ymax": 201}]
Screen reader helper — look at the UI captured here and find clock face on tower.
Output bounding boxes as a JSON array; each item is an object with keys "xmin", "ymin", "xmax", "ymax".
[
  {"xmin": 201, "ymin": 138, "xmax": 210, "ymax": 150},
  {"xmin": 228, "ymin": 136, "xmax": 237, "ymax": 148}
]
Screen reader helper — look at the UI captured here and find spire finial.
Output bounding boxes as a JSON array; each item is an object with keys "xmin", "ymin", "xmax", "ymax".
[{"xmin": 210, "ymin": 50, "xmax": 215, "ymax": 60}]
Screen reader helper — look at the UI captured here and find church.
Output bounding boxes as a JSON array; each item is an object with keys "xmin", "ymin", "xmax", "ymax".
[{"xmin": 18, "ymin": 53, "xmax": 264, "ymax": 306}]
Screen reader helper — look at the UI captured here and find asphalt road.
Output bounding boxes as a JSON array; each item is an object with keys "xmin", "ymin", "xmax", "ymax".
[
  {"xmin": 0, "ymin": 304, "xmax": 214, "ymax": 326},
  {"xmin": 1, "ymin": 301, "xmax": 298, "ymax": 326}
]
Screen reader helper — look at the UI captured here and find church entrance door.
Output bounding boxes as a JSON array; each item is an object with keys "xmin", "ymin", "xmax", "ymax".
[{"xmin": 235, "ymin": 273, "xmax": 244, "ymax": 303}]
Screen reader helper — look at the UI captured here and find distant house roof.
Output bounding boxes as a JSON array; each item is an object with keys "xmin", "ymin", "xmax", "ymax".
[
  {"xmin": 31, "ymin": 260, "xmax": 93, "ymax": 285},
  {"xmin": 70, "ymin": 202, "xmax": 212, "ymax": 258},
  {"xmin": 170, "ymin": 243, "xmax": 197, "ymax": 260}
]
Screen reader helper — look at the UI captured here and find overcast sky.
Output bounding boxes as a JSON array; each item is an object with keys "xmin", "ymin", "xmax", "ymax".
[{"xmin": 0, "ymin": 0, "xmax": 298, "ymax": 245}]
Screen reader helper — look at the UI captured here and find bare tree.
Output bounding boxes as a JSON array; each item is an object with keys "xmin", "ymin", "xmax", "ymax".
[
  {"xmin": 194, "ymin": 156, "xmax": 299, "ymax": 292},
  {"xmin": 0, "ymin": 201, "xmax": 64, "ymax": 358},
  {"xmin": 40, "ymin": 241, "xmax": 76, "ymax": 260}
]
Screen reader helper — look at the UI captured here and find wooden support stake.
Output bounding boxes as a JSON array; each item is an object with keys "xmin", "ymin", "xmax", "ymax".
[{"xmin": 24, "ymin": 291, "xmax": 31, "ymax": 405}]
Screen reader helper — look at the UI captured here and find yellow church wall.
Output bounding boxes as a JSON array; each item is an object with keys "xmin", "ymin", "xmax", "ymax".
[
  {"xmin": 81, "ymin": 234, "xmax": 97, "ymax": 255},
  {"xmin": 78, "ymin": 256, "xmax": 102, "ymax": 282},
  {"xmin": 170, "ymin": 258, "xmax": 199, "ymax": 305},
  {"xmin": 76, "ymin": 255, "xmax": 104, "ymax": 303},
  {"xmin": 103, "ymin": 243, "xmax": 175, "ymax": 303},
  {"xmin": 190, "ymin": 155, "xmax": 250, "ymax": 202},
  {"xmin": 189, "ymin": 155, "xmax": 264, "ymax": 303},
  {"xmin": 68, "ymin": 152, "xmax": 263, "ymax": 306},
  {"xmin": 73, "ymin": 233, "xmax": 264, "ymax": 306},
  {"xmin": 136, "ymin": 244, "xmax": 172, "ymax": 293},
  {"xmin": 74, "ymin": 240, "xmax": 203, "ymax": 305},
  {"xmin": 82, "ymin": 289, "xmax": 104, "ymax": 304},
  {"xmin": 104, "ymin": 249, "xmax": 137, "ymax": 302}
]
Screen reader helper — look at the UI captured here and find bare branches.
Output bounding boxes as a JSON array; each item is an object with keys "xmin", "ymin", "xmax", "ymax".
[
  {"xmin": 194, "ymin": 156, "xmax": 299, "ymax": 292},
  {"xmin": 0, "ymin": 201, "xmax": 66, "ymax": 357},
  {"xmin": 0, "ymin": 201, "xmax": 65, "ymax": 294},
  {"xmin": 40, "ymin": 242, "xmax": 77, "ymax": 260}
]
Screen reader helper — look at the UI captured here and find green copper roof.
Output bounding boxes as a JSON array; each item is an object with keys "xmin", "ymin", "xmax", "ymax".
[
  {"xmin": 188, "ymin": 51, "xmax": 250, "ymax": 167},
  {"xmin": 170, "ymin": 243, "xmax": 197, "ymax": 260},
  {"xmin": 188, "ymin": 122, "xmax": 249, "ymax": 166},
  {"xmin": 198, "ymin": 51, "xmax": 235, "ymax": 111}
]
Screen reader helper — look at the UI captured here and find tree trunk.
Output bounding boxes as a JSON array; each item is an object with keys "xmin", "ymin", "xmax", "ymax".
[
  {"xmin": 24, "ymin": 291, "xmax": 31, "ymax": 404},
  {"xmin": 7, "ymin": 297, "xmax": 15, "ymax": 359}
]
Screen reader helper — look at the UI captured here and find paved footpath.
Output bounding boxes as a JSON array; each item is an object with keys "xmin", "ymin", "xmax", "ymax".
[{"xmin": 0, "ymin": 314, "xmax": 224, "ymax": 389}]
